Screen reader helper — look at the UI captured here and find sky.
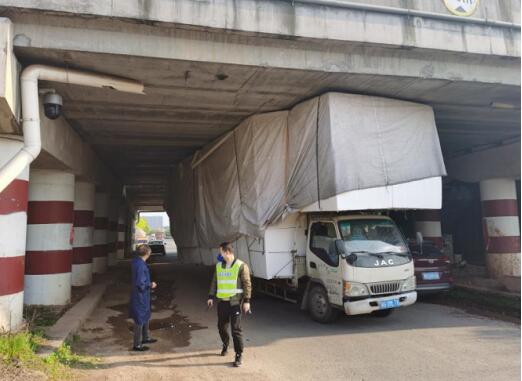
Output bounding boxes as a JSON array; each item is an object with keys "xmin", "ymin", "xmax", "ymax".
[{"xmin": 141, "ymin": 211, "xmax": 170, "ymax": 227}]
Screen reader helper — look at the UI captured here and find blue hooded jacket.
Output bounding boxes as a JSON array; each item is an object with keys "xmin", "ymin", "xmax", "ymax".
[{"xmin": 129, "ymin": 256, "xmax": 152, "ymax": 325}]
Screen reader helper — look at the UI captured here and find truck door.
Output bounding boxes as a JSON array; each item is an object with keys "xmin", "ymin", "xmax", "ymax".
[{"xmin": 308, "ymin": 221, "xmax": 343, "ymax": 306}]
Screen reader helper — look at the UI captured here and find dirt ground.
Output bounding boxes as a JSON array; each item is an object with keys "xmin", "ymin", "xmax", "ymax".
[{"xmin": 60, "ymin": 253, "xmax": 521, "ymax": 381}]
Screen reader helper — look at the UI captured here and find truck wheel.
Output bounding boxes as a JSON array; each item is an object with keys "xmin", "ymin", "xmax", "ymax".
[
  {"xmin": 371, "ymin": 309, "xmax": 393, "ymax": 318},
  {"xmin": 308, "ymin": 285, "xmax": 338, "ymax": 323}
]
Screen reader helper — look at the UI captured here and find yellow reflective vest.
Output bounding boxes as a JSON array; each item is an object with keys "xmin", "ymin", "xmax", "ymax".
[{"xmin": 216, "ymin": 260, "xmax": 244, "ymax": 299}]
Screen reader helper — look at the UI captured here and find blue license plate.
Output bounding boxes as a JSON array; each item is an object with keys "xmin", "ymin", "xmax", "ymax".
[
  {"xmin": 379, "ymin": 299, "xmax": 400, "ymax": 310},
  {"xmin": 422, "ymin": 272, "xmax": 440, "ymax": 280}
]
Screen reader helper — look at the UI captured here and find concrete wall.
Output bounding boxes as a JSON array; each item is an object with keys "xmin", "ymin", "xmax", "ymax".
[
  {"xmin": 36, "ymin": 100, "xmax": 116, "ymax": 188},
  {"xmin": 3, "ymin": 0, "xmax": 520, "ymax": 58},
  {"xmin": 446, "ymin": 141, "xmax": 521, "ymax": 182},
  {"xmin": 0, "ymin": 18, "xmax": 20, "ymax": 134}
]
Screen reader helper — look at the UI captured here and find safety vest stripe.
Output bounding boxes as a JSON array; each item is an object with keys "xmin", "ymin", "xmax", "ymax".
[{"xmin": 217, "ymin": 280, "xmax": 238, "ymax": 284}]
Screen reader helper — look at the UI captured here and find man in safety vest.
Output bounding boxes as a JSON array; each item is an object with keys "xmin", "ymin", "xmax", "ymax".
[{"xmin": 207, "ymin": 242, "xmax": 252, "ymax": 367}]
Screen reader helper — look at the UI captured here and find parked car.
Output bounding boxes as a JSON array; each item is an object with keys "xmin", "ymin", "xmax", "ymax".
[
  {"xmin": 409, "ymin": 241, "xmax": 453, "ymax": 293},
  {"xmin": 148, "ymin": 240, "xmax": 166, "ymax": 256}
]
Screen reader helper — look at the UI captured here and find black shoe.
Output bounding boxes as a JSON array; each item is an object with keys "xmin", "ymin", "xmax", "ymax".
[
  {"xmin": 233, "ymin": 353, "xmax": 242, "ymax": 367},
  {"xmin": 220, "ymin": 345, "xmax": 228, "ymax": 356},
  {"xmin": 132, "ymin": 346, "xmax": 150, "ymax": 352},
  {"xmin": 142, "ymin": 338, "xmax": 158, "ymax": 344}
]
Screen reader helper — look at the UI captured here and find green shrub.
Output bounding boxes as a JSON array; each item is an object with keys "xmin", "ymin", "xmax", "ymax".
[{"xmin": 0, "ymin": 331, "xmax": 98, "ymax": 380}]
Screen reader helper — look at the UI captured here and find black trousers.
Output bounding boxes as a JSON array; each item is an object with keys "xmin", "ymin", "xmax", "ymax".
[
  {"xmin": 217, "ymin": 301, "xmax": 243, "ymax": 354},
  {"xmin": 133, "ymin": 321, "xmax": 150, "ymax": 348}
]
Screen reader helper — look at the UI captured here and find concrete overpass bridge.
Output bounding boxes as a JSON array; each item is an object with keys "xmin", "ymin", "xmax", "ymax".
[{"xmin": 0, "ymin": 0, "xmax": 519, "ymax": 330}]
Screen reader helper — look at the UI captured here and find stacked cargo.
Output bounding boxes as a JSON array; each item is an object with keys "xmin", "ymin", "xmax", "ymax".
[{"xmin": 166, "ymin": 93, "xmax": 446, "ymax": 270}]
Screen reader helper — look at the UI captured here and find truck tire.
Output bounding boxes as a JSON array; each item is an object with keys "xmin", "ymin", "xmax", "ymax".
[
  {"xmin": 308, "ymin": 284, "xmax": 339, "ymax": 323},
  {"xmin": 371, "ymin": 309, "xmax": 394, "ymax": 318}
]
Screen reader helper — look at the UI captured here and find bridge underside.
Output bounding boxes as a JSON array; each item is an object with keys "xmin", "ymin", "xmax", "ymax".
[{"xmin": 13, "ymin": 47, "xmax": 520, "ymax": 208}]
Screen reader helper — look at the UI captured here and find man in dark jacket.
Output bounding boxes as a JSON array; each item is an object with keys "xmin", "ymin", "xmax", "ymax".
[
  {"xmin": 130, "ymin": 244, "xmax": 157, "ymax": 351},
  {"xmin": 207, "ymin": 242, "xmax": 252, "ymax": 367}
]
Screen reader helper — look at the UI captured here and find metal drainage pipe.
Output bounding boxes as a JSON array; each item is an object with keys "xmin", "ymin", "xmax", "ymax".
[{"xmin": 0, "ymin": 64, "xmax": 144, "ymax": 193}]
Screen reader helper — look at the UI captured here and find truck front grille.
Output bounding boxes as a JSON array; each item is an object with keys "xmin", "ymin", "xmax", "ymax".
[{"xmin": 369, "ymin": 281, "xmax": 401, "ymax": 295}]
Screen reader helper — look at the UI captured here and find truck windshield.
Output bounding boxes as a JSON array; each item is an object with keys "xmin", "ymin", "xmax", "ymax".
[{"xmin": 338, "ymin": 219, "xmax": 408, "ymax": 254}]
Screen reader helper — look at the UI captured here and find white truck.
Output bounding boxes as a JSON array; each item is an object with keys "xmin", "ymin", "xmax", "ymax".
[
  {"xmin": 236, "ymin": 212, "xmax": 415, "ymax": 323},
  {"xmin": 234, "ymin": 177, "xmax": 442, "ymax": 323}
]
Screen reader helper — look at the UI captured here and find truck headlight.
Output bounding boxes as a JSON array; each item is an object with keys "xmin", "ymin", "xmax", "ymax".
[
  {"xmin": 401, "ymin": 276, "xmax": 416, "ymax": 292},
  {"xmin": 343, "ymin": 281, "xmax": 369, "ymax": 297}
]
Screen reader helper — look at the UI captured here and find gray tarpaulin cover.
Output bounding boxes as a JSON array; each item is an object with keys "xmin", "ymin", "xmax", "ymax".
[{"xmin": 166, "ymin": 93, "xmax": 446, "ymax": 255}]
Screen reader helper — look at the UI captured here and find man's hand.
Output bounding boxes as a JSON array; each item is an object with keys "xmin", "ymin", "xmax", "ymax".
[
  {"xmin": 151, "ymin": 282, "xmax": 157, "ymax": 289},
  {"xmin": 207, "ymin": 299, "xmax": 214, "ymax": 309},
  {"xmin": 242, "ymin": 302, "xmax": 251, "ymax": 314}
]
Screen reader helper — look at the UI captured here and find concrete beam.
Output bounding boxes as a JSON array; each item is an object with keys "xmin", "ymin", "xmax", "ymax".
[
  {"xmin": 446, "ymin": 141, "xmax": 521, "ymax": 182},
  {"xmin": 11, "ymin": 17, "xmax": 520, "ymax": 87},
  {"xmin": 0, "ymin": 18, "xmax": 20, "ymax": 134},
  {"xmin": 2, "ymin": 0, "xmax": 520, "ymax": 57}
]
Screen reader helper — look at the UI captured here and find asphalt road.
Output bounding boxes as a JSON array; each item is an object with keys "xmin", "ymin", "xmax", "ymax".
[{"xmin": 73, "ymin": 255, "xmax": 521, "ymax": 381}]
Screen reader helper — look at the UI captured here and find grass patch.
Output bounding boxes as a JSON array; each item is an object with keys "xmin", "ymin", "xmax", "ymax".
[{"xmin": 0, "ymin": 331, "xmax": 99, "ymax": 380}]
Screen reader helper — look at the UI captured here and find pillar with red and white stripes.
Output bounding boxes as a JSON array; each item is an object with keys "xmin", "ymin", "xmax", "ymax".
[
  {"xmin": 107, "ymin": 198, "xmax": 119, "ymax": 267},
  {"xmin": 117, "ymin": 207, "xmax": 126, "ymax": 260},
  {"xmin": 72, "ymin": 182, "xmax": 95, "ymax": 286},
  {"xmin": 480, "ymin": 178, "xmax": 521, "ymax": 278},
  {"xmin": 93, "ymin": 192, "xmax": 109, "ymax": 274},
  {"xmin": 414, "ymin": 210, "xmax": 443, "ymax": 249},
  {"xmin": 0, "ymin": 139, "xmax": 29, "ymax": 330},
  {"xmin": 25, "ymin": 169, "xmax": 74, "ymax": 306}
]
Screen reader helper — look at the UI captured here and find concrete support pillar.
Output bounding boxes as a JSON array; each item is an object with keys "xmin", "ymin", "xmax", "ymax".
[
  {"xmin": 72, "ymin": 182, "xmax": 95, "ymax": 286},
  {"xmin": 93, "ymin": 192, "xmax": 109, "ymax": 274},
  {"xmin": 480, "ymin": 178, "xmax": 521, "ymax": 278},
  {"xmin": 414, "ymin": 210, "xmax": 443, "ymax": 249},
  {"xmin": 107, "ymin": 197, "xmax": 119, "ymax": 266},
  {"xmin": 25, "ymin": 169, "xmax": 74, "ymax": 306},
  {"xmin": 0, "ymin": 139, "xmax": 29, "ymax": 330},
  {"xmin": 117, "ymin": 207, "xmax": 125, "ymax": 260}
]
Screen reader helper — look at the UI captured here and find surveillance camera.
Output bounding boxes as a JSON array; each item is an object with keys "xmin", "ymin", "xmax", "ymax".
[{"xmin": 43, "ymin": 92, "xmax": 63, "ymax": 120}]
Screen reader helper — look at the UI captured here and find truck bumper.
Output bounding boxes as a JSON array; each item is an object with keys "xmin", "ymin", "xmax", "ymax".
[{"xmin": 343, "ymin": 291, "xmax": 417, "ymax": 316}]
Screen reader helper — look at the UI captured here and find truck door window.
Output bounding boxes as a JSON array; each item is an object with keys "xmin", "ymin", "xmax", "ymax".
[{"xmin": 309, "ymin": 222, "xmax": 339, "ymax": 266}]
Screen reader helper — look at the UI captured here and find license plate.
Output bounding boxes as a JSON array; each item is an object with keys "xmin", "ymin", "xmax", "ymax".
[
  {"xmin": 422, "ymin": 272, "xmax": 440, "ymax": 280},
  {"xmin": 379, "ymin": 299, "xmax": 400, "ymax": 310}
]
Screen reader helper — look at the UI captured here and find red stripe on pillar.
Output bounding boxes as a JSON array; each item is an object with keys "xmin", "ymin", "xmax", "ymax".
[
  {"xmin": 482, "ymin": 200, "xmax": 518, "ymax": 217},
  {"xmin": 94, "ymin": 218, "xmax": 108, "ymax": 229},
  {"xmin": 415, "ymin": 210, "xmax": 441, "ymax": 221},
  {"xmin": 74, "ymin": 211, "xmax": 94, "ymax": 227},
  {"xmin": 25, "ymin": 250, "xmax": 72, "ymax": 274},
  {"xmin": 117, "ymin": 224, "xmax": 125, "ymax": 232},
  {"xmin": 72, "ymin": 246, "xmax": 92, "ymax": 264},
  {"xmin": 27, "ymin": 201, "xmax": 74, "ymax": 224},
  {"xmin": 109, "ymin": 221, "xmax": 117, "ymax": 231},
  {"xmin": 0, "ymin": 256, "xmax": 24, "ymax": 296},
  {"xmin": 485, "ymin": 236, "xmax": 521, "ymax": 254},
  {"xmin": 117, "ymin": 242, "xmax": 124, "ymax": 249},
  {"xmin": 0, "ymin": 179, "xmax": 28, "ymax": 215},
  {"xmin": 93, "ymin": 244, "xmax": 109, "ymax": 258}
]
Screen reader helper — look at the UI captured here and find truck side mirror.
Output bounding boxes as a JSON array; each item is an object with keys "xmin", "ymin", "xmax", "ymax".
[{"xmin": 334, "ymin": 239, "xmax": 347, "ymax": 257}]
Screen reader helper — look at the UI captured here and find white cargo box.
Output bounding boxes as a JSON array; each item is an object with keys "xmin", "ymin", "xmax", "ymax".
[
  {"xmin": 235, "ymin": 213, "xmax": 307, "ymax": 280},
  {"xmin": 302, "ymin": 176, "xmax": 442, "ymax": 212}
]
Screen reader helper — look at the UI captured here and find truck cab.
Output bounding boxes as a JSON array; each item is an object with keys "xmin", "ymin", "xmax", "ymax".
[{"xmin": 304, "ymin": 214, "xmax": 417, "ymax": 322}]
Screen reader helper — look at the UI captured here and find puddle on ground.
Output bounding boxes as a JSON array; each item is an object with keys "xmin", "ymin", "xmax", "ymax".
[{"xmin": 106, "ymin": 274, "xmax": 207, "ymax": 349}]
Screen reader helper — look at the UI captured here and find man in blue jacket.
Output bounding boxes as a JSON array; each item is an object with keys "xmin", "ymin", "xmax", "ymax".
[{"xmin": 130, "ymin": 244, "xmax": 157, "ymax": 351}]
